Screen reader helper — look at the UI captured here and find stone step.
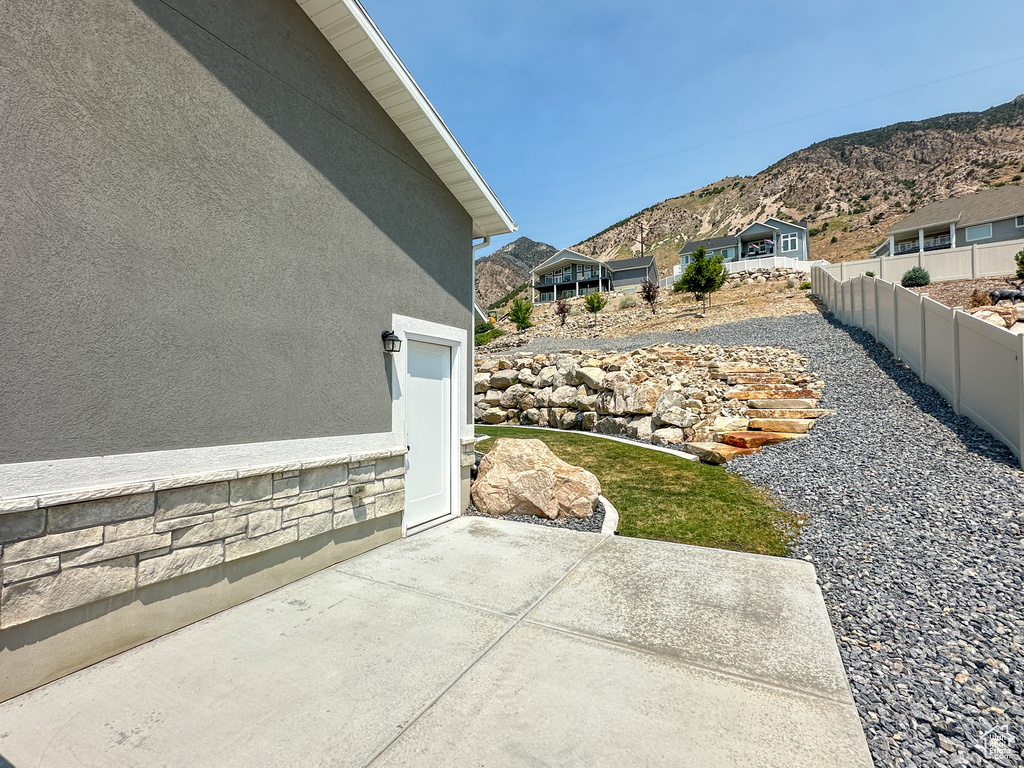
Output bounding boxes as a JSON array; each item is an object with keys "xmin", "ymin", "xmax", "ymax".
[
  {"xmin": 748, "ymin": 418, "xmax": 815, "ymax": 434},
  {"xmin": 681, "ymin": 441, "xmax": 759, "ymax": 464},
  {"xmin": 746, "ymin": 398, "xmax": 818, "ymax": 410},
  {"xmin": 725, "ymin": 388, "xmax": 820, "ymax": 401},
  {"xmin": 708, "ymin": 365, "xmax": 771, "ymax": 374},
  {"xmin": 722, "ymin": 374, "xmax": 788, "ymax": 385},
  {"xmin": 745, "ymin": 409, "xmax": 834, "ymax": 419},
  {"xmin": 722, "ymin": 432, "xmax": 804, "ymax": 449}
]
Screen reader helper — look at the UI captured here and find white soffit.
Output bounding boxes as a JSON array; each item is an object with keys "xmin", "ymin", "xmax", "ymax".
[{"xmin": 296, "ymin": 0, "xmax": 516, "ymax": 239}]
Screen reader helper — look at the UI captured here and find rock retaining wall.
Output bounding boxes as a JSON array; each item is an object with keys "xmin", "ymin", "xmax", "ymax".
[
  {"xmin": 726, "ymin": 267, "xmax": 810, "ymax": 285},
  {"xmin": 474, "ymin": 345, "xmax": 830, "ymax": 461}
]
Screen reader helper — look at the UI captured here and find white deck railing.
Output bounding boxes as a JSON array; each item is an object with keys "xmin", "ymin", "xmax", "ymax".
[{"xmin": 725, "ymin": 256, "xmax": 825, "ymax": 274}]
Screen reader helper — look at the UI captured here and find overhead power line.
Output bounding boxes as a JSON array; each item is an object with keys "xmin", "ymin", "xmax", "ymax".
[{"xmin": 502, "ymin": 55, "xmax": 1024, "ymax": 198}]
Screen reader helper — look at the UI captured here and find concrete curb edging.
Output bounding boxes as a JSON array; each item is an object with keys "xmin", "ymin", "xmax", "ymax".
[
  {"xmin": 474, "ymin": 424, "xmax": 699, "ymax": 461},
  {"xmin": 599, "ymin": 494, "xmax": 619, "ymax": 536}
]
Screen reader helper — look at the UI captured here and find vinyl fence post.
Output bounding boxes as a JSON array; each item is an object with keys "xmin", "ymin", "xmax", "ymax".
[
  {"xmin": 874, "ymin": 278, "xmax": 881, "ymax": 341},
  {"xmin": 892, "ymin": 283, "xmax": 900, "ymax": 359},
  {"xmin": 971, "ymin": 243, "xmax": 978, "ymax": 278},
  {"xmin": 840, "ymin": 261, "xmax": 846, "ymax": 281},
  {"xmin": 860, "ymin": 278, "xmax": 867, "ymax": 329},
  {"xmin": 919, "ymin": 294, "xmax": 928, "ymax": 386},
  {"xmin": 1018, "ymin": 333, "xmax": 1024, "ymax": 468},
  {"xmin": 951, "ymin": 308, "xmax": 962, "ymax": 415}
]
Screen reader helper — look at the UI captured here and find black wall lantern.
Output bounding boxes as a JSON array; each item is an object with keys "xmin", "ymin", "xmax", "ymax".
[{"xmin": 381, "ymin": 330, "xmax": 402, "ymax": 354}]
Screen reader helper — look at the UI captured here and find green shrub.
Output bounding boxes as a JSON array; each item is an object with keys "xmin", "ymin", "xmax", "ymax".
[
  {"xmin": 901, "ymin": 266, "xmax": 930, "ymax": 287},
  {"xmin": 474, "ymin": 321, "xmax": 494, "ymax": 335},
  {"xmin": 1015, "ymin": 249, "xmax": 1024, "ymax": 280},
  {"xmin": 508, "ymin": 296, "xmax": 534, "ymax": 331},
  {"xmin": 799, "ymin": 281, "xmax": 812, "ymax": 290},
  {"xmin": 830, "ymin": 235, "xmax": 838, "ymax": 244},
  {"xmin": 618, "ymin": 295, "xmax": 637, "ymax": 309},
  {"xmin": 474, "ymin": 328, "xmax": 504, "ymax": 346},
  {"xmin": 786, "ymin": 278, "xmax": 795, "ymax": 289},
  {"xmin": 865, "ymin": 271, "xmax": 875, "ymax": 277}
]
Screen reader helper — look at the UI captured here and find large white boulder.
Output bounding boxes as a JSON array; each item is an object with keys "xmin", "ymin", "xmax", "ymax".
[{"xmin": 471, "ymin": 438, "xmax": 600, "ymax": 519}]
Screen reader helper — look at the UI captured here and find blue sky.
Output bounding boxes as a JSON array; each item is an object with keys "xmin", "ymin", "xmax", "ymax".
[{"xmin": 360, "ymin": 0, "xmax": 1024, "ymax": 257}]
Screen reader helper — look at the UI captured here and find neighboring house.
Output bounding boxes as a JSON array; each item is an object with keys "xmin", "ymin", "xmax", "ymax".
[
  {"xmin": 872, "ymin": 186, "xmax": 1024, "ymax": 257},
  {"xmin": 679, "ymin": 217, "xmax": 811, "ymax": 267},
  {"xmin": 0, "ymin": 0, "xmax": 513, "ymax": 701},
  {"xmin": 530, "ymin": 249, "xmax": 657, "ymax": 303}
]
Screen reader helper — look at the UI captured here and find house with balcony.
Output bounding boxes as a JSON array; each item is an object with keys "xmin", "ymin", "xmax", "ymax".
[
  {"xmin": 530, "ymin": 250, "xmax": 657, "ymax": 303},
  {"xmin": 678, "ymin": 217, "xmax": 810, "ymax": 267},
  {"xmin": 872, "ymin": 186, "xmax": 1024, "ymax": 258}
]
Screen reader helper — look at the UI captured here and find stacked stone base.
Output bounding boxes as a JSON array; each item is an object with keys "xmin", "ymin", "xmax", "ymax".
[{"xmin": 0, "ymin": 449, "xmax": 407, "ymax": 701}]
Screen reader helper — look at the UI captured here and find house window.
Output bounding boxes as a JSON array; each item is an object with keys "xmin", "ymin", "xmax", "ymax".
[
  {"xmin": 965, "ymin": 223, "xmax": 992, "ymax": 242},
  {"xmin": 1016, "ymin": 215, "xmax": 1024, "ymax": 227},
  {"xmin": 780, "ymin": 232, "xmax": 799, "ymax": 253}
]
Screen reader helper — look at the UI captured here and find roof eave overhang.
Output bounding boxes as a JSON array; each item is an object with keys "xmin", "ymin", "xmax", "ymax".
[
  {"xmin": 533, "ymin": 251, "xmax": 603, "ymax": 273},
  {"xmin": 297, "ymin": 0, "xmax": 516, "ymax": 239},
  {"xmin": 887, "ymin": 216, "xmax": 961, "ymax": 236}
]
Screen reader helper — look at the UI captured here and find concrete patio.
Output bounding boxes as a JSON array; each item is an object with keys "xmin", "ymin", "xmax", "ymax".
[{"xmin": 0, "ymin": 517, "xmax": 871, "ymax": 767}]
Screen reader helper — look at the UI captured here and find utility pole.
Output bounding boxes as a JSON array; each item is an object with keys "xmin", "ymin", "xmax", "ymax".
[{"xmin": 636, "ymin": 220, "xmax": 648, "ymax": 259}]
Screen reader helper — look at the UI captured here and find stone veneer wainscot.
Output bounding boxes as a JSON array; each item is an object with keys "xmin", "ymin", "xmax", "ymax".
[{"xmin": 0, "ymin": 450, "xmax": 406, "ymax": 629}]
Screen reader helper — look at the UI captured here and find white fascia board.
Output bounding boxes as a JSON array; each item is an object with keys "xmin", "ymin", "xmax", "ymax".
[
  {"xmin": 764, "ymin": 216, "xmax": 806, "ymax": 231},
  {"xmin": 533, "ymin": 250, "xmax": 603, "ymax": 273},
  {"xmin": 887, "ymin": 215, "xmax": 961, "ymax": 236},
  {"xmin": 737, "ymin": 221, "xmax": 780, "ymax": 237},
  {"xmin": 297, "ymin": 0, "xmax": 516, "ymax": 239}
]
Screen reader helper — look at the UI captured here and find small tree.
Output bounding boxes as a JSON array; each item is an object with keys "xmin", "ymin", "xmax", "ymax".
[
  {"xmin": 675, "ymin": 245, "xmax": 728, "ymax": 312},
  {"xmin": 638, "ymin": 279, "xmax": 660, "ymax": 314},
  {"xmin": 583, "ymin": 292, "xmax": 607, "ymax": 325},
  {"xmin": 1015, "ymin": 248, "xmax": 1024, "ymax": 280},
  {"xmin": 508, "ymin": 296, "xmax": 534, "ymax": 331},
  {"xmin": 554, "ymin": 297, "xmax": 571, "ymax": 326}
]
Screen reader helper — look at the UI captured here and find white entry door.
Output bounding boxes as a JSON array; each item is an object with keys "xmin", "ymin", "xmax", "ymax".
[{"xmin": 405, "ymin": 340, "xmax": 452, "ymax": 530}]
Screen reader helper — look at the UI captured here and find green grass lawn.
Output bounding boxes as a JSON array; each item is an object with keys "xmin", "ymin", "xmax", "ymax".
[{"xmin": 475, "ymin": 426, "xmax": 796, "ymax": 556}]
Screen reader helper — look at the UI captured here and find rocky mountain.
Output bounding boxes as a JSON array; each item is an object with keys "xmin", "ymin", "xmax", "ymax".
[
  {"xmin": 475, "ymin": 236, "xmax": 557, "ymax": 308},
  {"xmin": 572, "ymin": 95, "xmax": 1024, "ymax": 275}
]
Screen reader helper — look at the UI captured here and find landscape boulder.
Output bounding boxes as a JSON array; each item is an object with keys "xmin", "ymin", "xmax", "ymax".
[
  {"xmin": 652, "ymin": 390, "xmax": 700, "ymax": 429},
  {"xmin": 651, "ymin": 427, "xmax": 684, "ymax": 446},
  {"xmin": 626, "ymin": 416, "xmax": 654, "ymax": 442},
  {"xmin": 490, "ymin": 369, "xmax": 519, "ymax": 389},
  {"xmin": 471, "ymin": 438, "xmax": 601, "ymax": 519},
  {"xmin": 970, "ymin": 305, "xmax": 1017, "ymax": 329}
]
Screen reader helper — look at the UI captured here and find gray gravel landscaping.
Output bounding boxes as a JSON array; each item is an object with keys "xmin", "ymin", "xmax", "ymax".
[{"xmin": 508, "ymin": 309, "xmax": 1024, "ymax": 768}]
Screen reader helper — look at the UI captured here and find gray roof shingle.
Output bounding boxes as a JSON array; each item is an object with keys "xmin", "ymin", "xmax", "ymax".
[
  {"xmin": 679, "ymin": 235, "xmax": 735, "ymax": 255},
  {"xmin": 606, "ymin": 255, "xmax": 655, "ymax": 271},
  {"xmin": 887, "ymin": 186, "xmax": 1024, "ymax": 234}
]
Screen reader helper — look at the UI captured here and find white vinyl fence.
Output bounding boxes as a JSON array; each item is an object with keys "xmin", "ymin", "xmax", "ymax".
[
  {"xmin": 811, "ymin": 265, "xmax": 1024, "ymax": 465},
  {"xmin": 817, "ymin": 238, "xmax": 1024, "ymax": 282}
]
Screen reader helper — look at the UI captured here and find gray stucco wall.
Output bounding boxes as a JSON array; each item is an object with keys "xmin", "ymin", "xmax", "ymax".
[{"xmin": 0, "ymin": 0, "xmax": 474, "ymax": 464}]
